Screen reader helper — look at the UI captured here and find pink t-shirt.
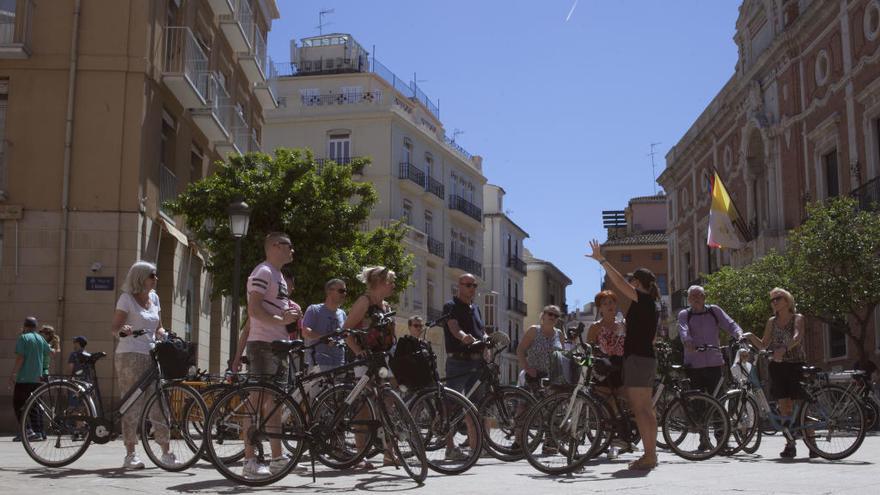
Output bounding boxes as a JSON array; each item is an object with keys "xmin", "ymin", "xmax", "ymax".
[{"xmin": 246, "ymin": 262, "xmax": 290, "ymax": 342}]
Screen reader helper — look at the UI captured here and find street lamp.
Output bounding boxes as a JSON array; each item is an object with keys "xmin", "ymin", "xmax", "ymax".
[{"xmin": 228, "ymin": 200, "xmax": 250, "ymax": 365}]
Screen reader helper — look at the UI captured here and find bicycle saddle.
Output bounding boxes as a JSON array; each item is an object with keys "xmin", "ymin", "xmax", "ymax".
[{"xmin": 271, "ymin": 339, "xmax": 305, "ymax": 354}]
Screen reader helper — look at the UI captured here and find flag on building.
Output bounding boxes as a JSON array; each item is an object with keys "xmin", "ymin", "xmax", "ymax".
[{"xmin": 707, "ymin": 171, "xmax": 746, "ymax": 249}]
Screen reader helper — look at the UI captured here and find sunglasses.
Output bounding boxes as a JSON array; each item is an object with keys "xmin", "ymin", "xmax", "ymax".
[
  {"xmin": 334, "ymin": 288, "xmax": 348, "ymax": 294},
  {"xmin": 461, "ymin": 283, "xmax": 478, "ymax": 289},
  {"xmin": 148, "ymin": 273, "xmax": 158, "ymax": 280},
  {"xmin": 411, "ymin": 324, "xmax": 424, "ymax": 329},
  {"xmin": 770, "ymin": 296, "xmax": 784, "ymax": 303},
  {"xmin": 545, "ymin": 313, "xmax": 561, "ymax": 319}
]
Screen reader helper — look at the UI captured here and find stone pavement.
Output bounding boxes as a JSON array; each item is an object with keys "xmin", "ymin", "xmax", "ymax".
[{"xmin": 0, "ymin": 434, "xmax": 876, "ymax": 494}]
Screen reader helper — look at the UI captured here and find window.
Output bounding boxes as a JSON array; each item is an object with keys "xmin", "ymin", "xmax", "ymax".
[
  {"xmin": 341, "ymin": 86, "xmax": 362, "ymax": 103},
  {"xmin": 425, "ymin": 153, "xmax": 434, "ymax": 180},
  {"xmin": 621, "ymin": 253, "xmax": 632, "ymax": 262},
  {"xmin": 824, "ymin": 149, "xmax": 839, "ymax": 198},
  {"xmin": 300, "ymin": 88, "xmax": 319, "ymax": 106},
  {"xmin": 827, "ymin": 327, "xmax": 847, "ymax": 359},
  {"xmin": 656, "ymin": 274, "xmax": 669, "ymax": 296},
  {"xmin": 402, "ymin": 199, "xmax": 413, "ymax": 225},
  {"xmin": 484, "ymin": 293, "xmax": 496, "ymax": 330},
  {"xmin": 402, "ymin": 138, "xmax": 412, "ymax": 164},
  {"xmin": 424, "ymin": 210, "xmax": 433, "ymax": 237},
  {"xmin": 0, "ymin": 79, "xmax": 7, "ymax": 194},
  {"xmin": 190, "ymin": 145, "xmax": 203, "ymax": 184},
  {"xmin": 652, "ymin": 252, "xmax": 663, "ymax": 261},
  {"xmin": 328, "ymin": 133, "xmax": 350, "ymax": 163},
  {"xmin": 166, "ymin": 0, "xmax": 180, "ymax": 26}
]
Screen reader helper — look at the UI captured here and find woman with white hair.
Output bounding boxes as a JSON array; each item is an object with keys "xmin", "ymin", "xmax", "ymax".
[{"xmin": 110, "ymin": 260, "xmax": 172, "ymax": 469}]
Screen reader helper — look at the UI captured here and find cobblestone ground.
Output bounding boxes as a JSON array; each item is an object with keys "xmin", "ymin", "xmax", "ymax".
[{"xmin": 0, "ymin": 433, "xmax": 877, "ymax": 494}]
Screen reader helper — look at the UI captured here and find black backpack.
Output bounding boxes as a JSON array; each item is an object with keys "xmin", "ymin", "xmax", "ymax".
[{"xmin": 389, "ymin": 335, "xmax": 434, "ymax": 390}]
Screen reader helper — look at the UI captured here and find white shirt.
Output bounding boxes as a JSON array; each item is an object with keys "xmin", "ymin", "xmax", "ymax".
[{"xmin": 115, "ymin": 291, "xmax": 161, "ymax": 355}]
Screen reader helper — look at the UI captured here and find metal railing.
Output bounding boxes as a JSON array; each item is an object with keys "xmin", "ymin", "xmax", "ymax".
[
  {"xmin": 508, "ymin": 297, "xmax": 528, "ymax": 316},
  {"xmin": 507, "ymin": 255, "xmax": 527, "ymax": 275},
  {"xmin": 427, "ymin": 236, "xmax": 444, "ymax": 258},
  {"xmin": 252, "ymin": 28, "xmax": 268, "ymax": 77},
  {"xmin": 448, "ymin": 194, "xmax": 482, "ymax": 222},
  {"xmin": 425, "ymin": 175, "xmax": 445, "ymax": 199},
  {"xmin": 443, "ymin": 134, "xmax": 472, "ymax": 161},
  {"xmin": 301, "ymin": 91, "xmax": 383, "ymax": 106},
  {"xmin": 449, "ymin": 251, "xmax": 482, "ymax": 275},
  {"xmin": 224, "ymin": 0, "xmax": 254, "ymax": 47},
  {"xmin": 0, "ymin": 0, "xmax": 33, "ymax": 49},
  {"xmin": 159, "ymin": 165, "xmax": 178, "ymax": 214},
  {"xmin": 164, "ymin": 26, "xmax": 209, "ymax": 102},
  {"xmin": 248, "ymin": 128, "xmax": 260, "ymax": 152},
  {"xmin": 205, "ymin": 74, "xmax": 229, "ymax": 134},
  {"xmin": 399, "ymin": 162, "xmax": 426, "ymax": 187},
  {"xmin": 852, "ymin": 175, "xmax": 880, "ymax": 212}
]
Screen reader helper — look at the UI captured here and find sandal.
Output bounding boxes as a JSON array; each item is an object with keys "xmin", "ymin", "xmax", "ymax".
[
  {"xmin": 627, "ymin": 454, "xmax": 658, "ymax": 470},
  {"xmin": 354, "ymin": 460, "xmax": 375, "ymax": 470},
  {"xmin": 382, "ymin": 457, "xmax": 396, "ymax": 467}
]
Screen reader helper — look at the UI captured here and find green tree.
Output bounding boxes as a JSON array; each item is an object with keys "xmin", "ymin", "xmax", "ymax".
[
  {"xmin": 786, "ymin": 197, "xmax": 880, "ymax": 362},
  {"xmin": 703, "ymin": 250, "xmax": 792, "ymax": 337},
  {"xmin": 165, "ymin": 148, "xmax": 413, "ymax": 310}
]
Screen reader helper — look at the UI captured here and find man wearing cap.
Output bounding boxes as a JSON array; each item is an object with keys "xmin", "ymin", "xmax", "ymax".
[
  {"xmin": 8, "ymin": 317, "xmax": 51, "ymax": 441},
  {"xmin": 68, "ymin": 336, "xmax": 93, "ymax": 383}
]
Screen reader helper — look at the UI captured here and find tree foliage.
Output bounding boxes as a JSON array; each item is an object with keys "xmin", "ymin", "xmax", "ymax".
[{"xmin": 165, "ymin": 149, "xmax": 413, "ymax": 308}]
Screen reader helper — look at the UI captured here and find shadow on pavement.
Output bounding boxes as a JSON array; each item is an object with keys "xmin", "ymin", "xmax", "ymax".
[
  {"xmin": 165, "ymin": 470, "xmax": 425, "ymax": 493},
  {"xmin": 0, "ymin": 465, "xmax": 195, "ymax": 480}
]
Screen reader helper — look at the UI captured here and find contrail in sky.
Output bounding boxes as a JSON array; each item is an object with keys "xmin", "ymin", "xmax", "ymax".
[{"xmin": 565, "ymin": 0, "xmax": 579, "ymax": 22}]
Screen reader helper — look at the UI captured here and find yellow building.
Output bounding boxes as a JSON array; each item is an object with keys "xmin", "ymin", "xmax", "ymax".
[
  {"xmin": 0, "ymin": 0, "xmax": 279, "ymax": 429},
  {"xmin": 522, "ymin": 248, "xmax": 571, "ymax": 342}
]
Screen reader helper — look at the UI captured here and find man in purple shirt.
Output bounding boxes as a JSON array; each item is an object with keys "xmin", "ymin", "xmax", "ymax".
[{"xmin": 678, "ymin": 285, "xmax": 743, "ymax": 396}]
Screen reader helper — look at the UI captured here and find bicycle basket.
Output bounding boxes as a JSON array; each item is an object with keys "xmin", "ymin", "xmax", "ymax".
[{"xmin": 154, "ymin": 337, "xmax": 196, "ymax": 379}]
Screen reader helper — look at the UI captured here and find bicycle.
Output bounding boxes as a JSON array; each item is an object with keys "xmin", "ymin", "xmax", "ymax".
[
  {"xmin": 204, "ymin": 327, "xmax": 428, "ymax": 486},
  {"xmin": 20, "ymin": 330, "xmax": 208, "ymax": 470}
]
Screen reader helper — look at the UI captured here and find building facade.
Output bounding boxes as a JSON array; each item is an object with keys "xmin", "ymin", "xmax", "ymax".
[
  {"xmin": 657, "ymin": 0, "xmax": 880, "ymax": 367},
  {"xmin": 482, "ymin": 184, "xmax": 528, "ymax": 384},
  {"xmin": 0, "ymin": 0, "xmax": 279, "ymax": 429},
  {"xmin": 263, "ymin": 33, "xmax": 488, "ymax": 366}
]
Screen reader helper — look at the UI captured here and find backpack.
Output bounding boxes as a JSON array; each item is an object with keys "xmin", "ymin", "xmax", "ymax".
[
  {"xmin": 686, "ymin": 305, "xmax": 719, "ymax": 327},
  {"xmin": 389, "ymin": 335, "xmax": 434, "ymax": 389}
]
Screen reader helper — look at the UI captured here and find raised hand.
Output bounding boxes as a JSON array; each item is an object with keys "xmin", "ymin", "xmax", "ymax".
[{"xmin": 585, "ymin": 239, "xmax": 605, "ymax": 263}]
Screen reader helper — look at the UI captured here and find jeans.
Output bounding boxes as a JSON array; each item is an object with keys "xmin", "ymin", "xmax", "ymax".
[{"xmin": 445, "ymin": 358, "xmax": 482, "ymax": 398}]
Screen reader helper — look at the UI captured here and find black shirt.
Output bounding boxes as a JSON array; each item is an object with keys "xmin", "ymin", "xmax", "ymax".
[
  {"xmin": 624, "ymin": 290, "xmax": 660, "ymax": 358},
  {"xmin": 443, "ymin": 297, "xmax": 486, "ymax": 354}
]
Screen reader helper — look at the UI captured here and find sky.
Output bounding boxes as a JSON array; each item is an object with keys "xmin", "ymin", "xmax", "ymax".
[{"xmin": 266, "ymin": 0, "xmax": 742, "ymax": 309}]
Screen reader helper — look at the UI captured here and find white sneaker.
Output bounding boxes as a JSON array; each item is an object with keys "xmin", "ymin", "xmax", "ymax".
[
  {"xmin": 268, "ymin": 453, "xmax": 291, "ymax": 475},
  {"xmin": 242, "ymin": 458, "xmax": 271, "ymax": 479},
  {"xmin": 607, "ymin": 446, "xmax": 620, "ymax": 460},
  {"xmin": 123, "ymin": 453, "xmax": 146, "ymax": 470},
  {"xmin": 160, "ymin": 452, "xmax": 180, "ymax": 467}
]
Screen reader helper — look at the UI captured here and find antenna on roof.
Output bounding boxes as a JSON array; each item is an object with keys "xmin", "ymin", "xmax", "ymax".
[
  {"xmin": 647, "ymin": 142, "xmax": 662, "ymax": 194},
  {"xmin": 452, "ymin": 128, "xmax": 464, "ymax": 143},
  {"xmin": 317, "ymin": 8, "xmax": 334, "ymax": 35}
]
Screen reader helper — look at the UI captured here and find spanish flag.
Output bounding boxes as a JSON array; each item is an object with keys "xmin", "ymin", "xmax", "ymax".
[{"xmin": 707, "ymin": 171, "xmax": 747, "ymax": 249}]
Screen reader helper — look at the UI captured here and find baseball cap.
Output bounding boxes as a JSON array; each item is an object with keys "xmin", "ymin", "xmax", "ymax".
[
  {"xmin": 73, "ymin": 336, "xmax": 88, "ymax": 346},
  {"xmin": 23, "ymin": 316, "xmax": 38, "ymax": 328}
]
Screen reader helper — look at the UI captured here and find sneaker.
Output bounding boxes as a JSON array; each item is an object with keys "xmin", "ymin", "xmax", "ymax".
[
  {"xmin": 808, "ymin": 449, "xmax": 819, "ymax": 459},
  {"xmin": 479, "ymin": 448, "xmax": 494, "ymax": 459},
  {"xmin": 12, "ymin": 435, "xmax": 21, "ymax": 442},
  {"xmin": 542, "ymin": 444, "xmax": 559, "ymax": 455},
  {"xmin": 269, "ymin": 454, "xmax": 291, "ymax": 475},
  {"xmin": 445, "ymin": 446, "xmax": 469, "ymax": 461},
  {"xmin": 780, "ymin": 443, "xmax": 796, "ymax": 458},
  {"xmin": 242, "ymin": 458, "xmax": 271, "ymax": 478},
  {"xmin": 607, "ymin": 446, "xmax": 620, "ymax": 460},
  {"xmin": 123, "ymin": 453, "xmax": 146, "ymax": 470},
  {"xmin": 26, "ymin": 432, "xmax": 43, "ymax": 442},
  {"xmin": 160, "ymin": 452, "xmax": 180, "ymax": 467}
]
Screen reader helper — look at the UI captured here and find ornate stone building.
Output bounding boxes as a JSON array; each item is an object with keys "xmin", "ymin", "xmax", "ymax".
[{"xmin": 658, "ymin": 0, "xmax": 880, "ymax": 368}]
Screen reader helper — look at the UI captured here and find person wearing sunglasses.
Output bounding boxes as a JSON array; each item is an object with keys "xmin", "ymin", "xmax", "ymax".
[
  {"xmin": 743, "ymin": 287, "xmax": 807, "ymax": 458},
  {"xmin": 407, "ymin": 315, "xmax": 425, "ymax": 338},
  {"xmin": 111, "ymin": 261, "xmax": 169, "ymax": 469},
  {"xmin": 517, "ymin": 305, "xmax": 564, "ymax": 392},
  {"xmin": 301, "ymin": 278, "xmax": 348, "ymax": 392}
]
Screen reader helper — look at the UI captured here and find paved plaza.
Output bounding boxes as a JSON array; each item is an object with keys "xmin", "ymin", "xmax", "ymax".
[{"xmin": 0, "ymin": 433, "xmax": 876, "ymax": 494}]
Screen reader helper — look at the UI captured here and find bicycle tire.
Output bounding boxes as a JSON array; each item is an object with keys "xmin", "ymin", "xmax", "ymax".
[
  {"xmin": 478, "ymin": 386, "xmax": 535, "ymax": 461},
  {"xmin": 862, "ymin": 396, "xmax": 878, "ymax": 431},
  {"xmin": 661, "ymin": 392, "xmax": 730, "ymax": 461},
  {"xmin": 140, "ymin": 382, "xmax": 208, "ymax": 471},
  {"xmin": 719, "ymin": 390, "xmax": 760, "ymax": 456},
  {"xmin": 800, "ymin": 384, "xmax": 866, "ymax": 460},
  {"xmin": 311, "ymin": 383, "xmax": 377, "ymax": 470},
  {"xmin": 520, "ymin": 392, "xmax": 605, "ymax": 475},
  {"xmin": 409, "ymin": 386, "xmax": 482, "ymax": 475},
  {"xmin": 379, "ymin": 387, "xmax": 428, "ymax": 483},
  {"xmin": 20, "ymin": 381, "xmax": 96, "ymax": 467},
  {"xmin": 204, "ymin": 383, "xmax": 305, "ymax": 486}
]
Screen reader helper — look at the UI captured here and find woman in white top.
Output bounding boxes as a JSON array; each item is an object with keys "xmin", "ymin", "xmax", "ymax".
[{"xmin": 110, "ymin": 261, "xmax": 170, "ymax": 469}]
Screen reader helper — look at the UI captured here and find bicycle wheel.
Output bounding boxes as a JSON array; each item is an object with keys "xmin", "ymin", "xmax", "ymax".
[
  {"xmin": 379, "ymin": 387, "xmax": 427, "ymax": 483},
  {"xmin": 140, "ymin": 383, "xmax": 208, "ymax": 471},
  {"xmin": 479, "ymin": 386, "xmax": 535, "ymax": 461},
  {"xmin": 204, "ymin": 384, "xmax": 306, "ymax": 486},
  {"xmin": 21, "ymin": 381, "xmax": 96, "ymax": 467},
  {"xmin": 409, "ymin": 387, "xmax": 481, "ymax": 475},
  {"xmin": 719, "ymin": 390, "xmax": 760, "ymax": 456},
  {"xmin": 862, "ymin": 397, "xmax": 878, "ymax": 431},
  {"xmin": 800, "ymin": 385, "xmax": 866, "ymax": 460},
  {"xmin": 311, "ymin": 383, "xmax": 377, "ymax": 469},
  {"xmin": 661, "ymin": 392, "xmax": 730, "ymax": 461},
  {"xmin": 520, "ymin": 392, "xmax": 605, "ymax": 475}
]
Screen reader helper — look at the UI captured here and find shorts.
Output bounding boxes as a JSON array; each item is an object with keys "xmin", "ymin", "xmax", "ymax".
[
  {"xmin": 446, "ymin": 357, "xmax": 482, "ymax": 398},
  {"xmin": 622, "ymin": 355, "xmax": 656, "ymax": 388},
  {"xmin": 246, "ymin": 341, "xmax": 287, "ymax": 381},
  {"xmin": 769, "ymin": 361, "xmax": 806, "ymax": 400},
  {"xmin": 596, "ymin": 356, "xmax": 624, "ymax": 389}
]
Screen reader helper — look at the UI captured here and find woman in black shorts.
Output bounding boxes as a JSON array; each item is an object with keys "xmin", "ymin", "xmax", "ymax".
[{"xmin": 586, "ymin": 240, "xmax": 660, "ymax": 470}]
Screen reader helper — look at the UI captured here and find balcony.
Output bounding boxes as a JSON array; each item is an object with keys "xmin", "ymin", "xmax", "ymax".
[
  {"xmin": 254, "ymin": 58, "xmax": 278, "ymax": 109},
  {"xmin": 239, "ymin": 27, "xmax": 268, "ymax": 85},
  {"xmin": 508, "ymin": 297, "xmax": 528, "ymax": 316},
  {"xmin": 0, "ymin": 0, "xmax": 33, "ymax": 59},
  {"xmin": 507, "ymin": 255, "xmax": 527, "ymax": 275},
  {"xmin": 301, "ymin": 91, "xmax": 383, "ymax": 106},
  {"xmin": 162, "ymin": 27, "xmax": 209, "ymax": 109},
  {"xmin": 425, "ymin": 175, "xmax": 445, "ymax": 200},
  {"xmin": 448, "ymin": 194, "xmax": 482, "ymax": 223},
  {"xmin": 449, "ymin": 251, "xmax": 482, "ymax": 276},
  {"xmin": 399, "ymin": 162, "xmax": 426, "ymax": 192},
  {"xmin": 214, "ymin": 105, "xmax": 248, "ymax": 156},
  {"xmin": 852, "ymin": 176, "xmax": 880, "ymax": 212},
  {"xmin": 191, "ymin": 75, "xmax": 231, "ymax": 143},
  {"xmin": 206, "ymin": 0, "xmax": 234, "ymax": 17},
  {"xmin": 427, "ymin": 236, "xmax": 444, "ymax": 259},
  {"xmin": 159, "ymin": 165, "xmax": 178, "ymax": 216},
  {"xmin": 219, "ymin": 0, "xmax": 254, "ymax": 53}
]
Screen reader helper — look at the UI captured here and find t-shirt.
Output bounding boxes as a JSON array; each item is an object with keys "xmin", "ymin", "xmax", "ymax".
[
  {"xmin": 68, "ymin": 350, "xmax": 94, "ymax": 382},
  {"xmin": 246, "ymin": 261, "xmax": 290, "ymax": 342},
  {"xmin": 115, "ymin": 291, "xmax": 162, "ymax": 355},
  {"xmin": 443, "ymin": 297, "xmax": 486, "ymax": 354},
  {"xmin": 302, "ymin": 303, "xmax": 347, "ymax": 367},
  {"xmin": 15, "ymin": 331, "xmax": 51, "ymax": 384},
  {"xmin": 624, "ymin": 290, "xmax": 659, "ymax": 358}
]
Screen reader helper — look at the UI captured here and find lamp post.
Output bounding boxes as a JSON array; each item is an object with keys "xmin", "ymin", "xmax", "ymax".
[{"xmin": 228, "ymin": 200, "xmax": 250, "ymax": 364}]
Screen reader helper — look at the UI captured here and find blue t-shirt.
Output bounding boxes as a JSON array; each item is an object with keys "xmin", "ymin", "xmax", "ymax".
[
  {"xmin": 15, "ymin": 331, "xmax": 50, "ymax": 383},
  {"xmin": 68, "ymin": 350, "xmax": 94, "ymax": 382},
  {"xmin": 302, "ymin": 304, "xmax": 346, "ymax": 367}
]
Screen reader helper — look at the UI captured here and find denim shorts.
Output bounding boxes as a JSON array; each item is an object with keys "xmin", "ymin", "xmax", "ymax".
[
  {"xmin": 246, "ymin": 341, "xmax": 287, "ymax": 380},
  {"xmin": 445, "ymin": 358, "xmax": 482, "ymax": 397}
]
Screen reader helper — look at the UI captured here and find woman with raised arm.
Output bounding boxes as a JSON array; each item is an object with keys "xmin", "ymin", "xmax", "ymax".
[{"xmin": 586, "ymin": 239, "xmax": 660, "ymax": 470}]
